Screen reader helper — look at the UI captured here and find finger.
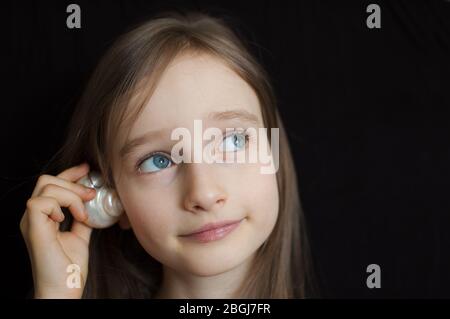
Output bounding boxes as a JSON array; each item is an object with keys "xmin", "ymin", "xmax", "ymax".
[
  {"xmin": 39, "ymin": 184, "xmax": 88, "ymax": 222},
  {"xmin": 32, "ymin": 173, "xmax": 97, "ymax": 200},
  {"xmin": 57, "ymin": 162, "xmax": 90, "ymax": 182},
  {"xmin": 24, "ymin": 197, "xmax": 65, "ymax": 253},
  {"xmin": 71, "ymin": 220, "xmax": 93, "ymax": 244},
  {"xmin": 26, "ymin": 196, "xmax": 65, "ymax": 225}
]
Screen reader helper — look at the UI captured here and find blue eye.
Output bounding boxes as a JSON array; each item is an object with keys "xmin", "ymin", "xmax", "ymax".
[
  {"xmin": 219, "ymin": 132, "xmax": 248, "ymax": 152},
  {"xmin": 138, "ymin": 153, "xmax": 173, "ymax": 173}
]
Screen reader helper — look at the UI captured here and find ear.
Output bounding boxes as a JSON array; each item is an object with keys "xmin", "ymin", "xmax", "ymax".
[{"xmin": 118, "ymin": 212, "xmax": 131, "ymax": 230}]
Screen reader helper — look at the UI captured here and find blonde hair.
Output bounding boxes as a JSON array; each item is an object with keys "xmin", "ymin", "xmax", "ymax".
[{"xmin": 42, "ymin": 11, "xmax": 316, "ymax": 298}]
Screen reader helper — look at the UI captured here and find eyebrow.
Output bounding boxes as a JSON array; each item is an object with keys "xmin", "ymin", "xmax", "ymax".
[{"xmin": 119, "ymin": 109, "xmax": 260, "ymax": 159}]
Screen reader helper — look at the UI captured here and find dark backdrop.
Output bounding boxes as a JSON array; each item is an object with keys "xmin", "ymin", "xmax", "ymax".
[{"xmin": 3, "ymin": 0, "xmax": 450, "ymax": 298}]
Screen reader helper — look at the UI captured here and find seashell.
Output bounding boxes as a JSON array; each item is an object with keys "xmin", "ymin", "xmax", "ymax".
[{"xmin": 77, "ymin": 172, "xmax": 123, "ymax": 229}]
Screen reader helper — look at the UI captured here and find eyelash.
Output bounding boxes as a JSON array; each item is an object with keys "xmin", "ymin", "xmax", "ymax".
[{"xmin": 135, "ymin": 129, "xmax": 252, "ymax": 174}]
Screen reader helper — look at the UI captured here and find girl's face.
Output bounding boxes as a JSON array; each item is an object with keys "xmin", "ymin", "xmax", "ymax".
[{"xmin": 112, "ymin": 52, "xmax": 279, "ymax": 276}]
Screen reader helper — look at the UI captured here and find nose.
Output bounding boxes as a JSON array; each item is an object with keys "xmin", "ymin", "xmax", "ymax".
[{"xmin": 182, "ymin": 163, "xmax": 227, "ymax": 214}]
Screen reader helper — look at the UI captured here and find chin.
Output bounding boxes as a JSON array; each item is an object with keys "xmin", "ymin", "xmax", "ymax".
[
  {"xmin": 182, "ymin": 257, "xmax": 246, "ymax": 277},
  {"xmin": 177, "ymin": 242, "xmax": 257, "ymax": 277}
]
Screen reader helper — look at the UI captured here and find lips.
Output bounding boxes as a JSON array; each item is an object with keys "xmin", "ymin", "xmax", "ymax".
[{"xmin": 180, "ymin": 219, "xmax": 244, "ymax": 243}]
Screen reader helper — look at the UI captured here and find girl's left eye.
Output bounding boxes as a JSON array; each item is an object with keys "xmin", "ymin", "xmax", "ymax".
[
  {"xmin": 138, "ymin": 153, "xmax": 173, "ymax": 173},
  {"xmin": 218, "ymin": 131, "xmax": 249, "ymax": 152}
]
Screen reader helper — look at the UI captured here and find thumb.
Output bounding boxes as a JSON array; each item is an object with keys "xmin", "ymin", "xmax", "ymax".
[{"xmin": 71, "ymin": 220, "xmax": 93, "ymax": 244}]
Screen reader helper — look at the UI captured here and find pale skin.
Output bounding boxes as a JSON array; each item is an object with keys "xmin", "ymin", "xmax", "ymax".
[{"xmin": 20, "ymin": 52, "xmax": 279, "ymax": 298}]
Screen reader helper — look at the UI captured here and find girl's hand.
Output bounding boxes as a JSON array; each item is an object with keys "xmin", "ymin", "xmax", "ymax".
[{"xmin": 20, "ymin": 163, "xmax": 97, "ymax": 299}]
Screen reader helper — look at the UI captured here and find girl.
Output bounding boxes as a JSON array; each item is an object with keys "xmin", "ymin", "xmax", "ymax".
[{"xmin": 20, "ymin": 11, "xmax": 315, "ymax": 298}]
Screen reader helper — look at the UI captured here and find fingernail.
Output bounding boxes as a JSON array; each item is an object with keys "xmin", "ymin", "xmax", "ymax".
[{"xmin": 85, "ymin": 187, "xmax": 96, "ymax": 194}]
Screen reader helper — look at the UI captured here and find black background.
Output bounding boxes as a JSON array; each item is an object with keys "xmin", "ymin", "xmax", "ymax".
[{"xmin": 3, "ymin": 0, "xmax": 450, "ymax": 298}]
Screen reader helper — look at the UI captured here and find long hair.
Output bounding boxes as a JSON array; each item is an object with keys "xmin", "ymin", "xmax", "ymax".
[{"xmin": 39, "ymin": 11, "xmax": 317, "ymax": 298}]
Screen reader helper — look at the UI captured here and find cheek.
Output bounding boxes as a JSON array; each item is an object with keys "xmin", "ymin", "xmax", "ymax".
[
  {"xmin": 239, "ymin": 164, "xmax": 279, "ymax": 237},
  {"xmin": 120, "ymin": 185, "xmax": 177, "ymax": 249}
]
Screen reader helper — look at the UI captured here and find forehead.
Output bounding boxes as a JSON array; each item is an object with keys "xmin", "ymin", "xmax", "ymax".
[{"xmin": 128, "ymin": 53, "xmax": 263, "ymax": 136}]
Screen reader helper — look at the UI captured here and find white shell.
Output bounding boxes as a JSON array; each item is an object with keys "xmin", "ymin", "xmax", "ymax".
[{"xmin": 77, "ymin": 172, "xmax": 123, "ymax": 229}]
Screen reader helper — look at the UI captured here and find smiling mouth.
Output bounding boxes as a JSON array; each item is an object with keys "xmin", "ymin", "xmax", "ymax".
[{"xmin": 179, "ymin": 218, "xmax": 244, "ymax": 243}]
